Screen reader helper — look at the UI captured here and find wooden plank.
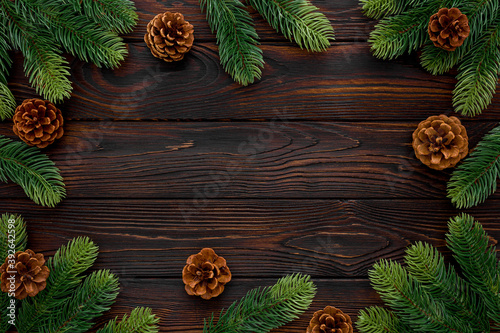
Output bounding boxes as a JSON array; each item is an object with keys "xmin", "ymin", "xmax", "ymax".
[
  {"xmin": 128, "ymin": 0, "xmax": 373, "ymax": 42},
  {"xmin": 1, "ymin": 199, "xmax": 498, "ymax": 279},
  {"xmin": 0, "ymin": 121, "xmax": 495, "ymax": 199},
  {"xmin": 8, "ymin": 43, "xmax": 500, "ymax": 121},
  {"xmin": 88, "ymin": 278, "xmax": 380, "ymax": 332}
]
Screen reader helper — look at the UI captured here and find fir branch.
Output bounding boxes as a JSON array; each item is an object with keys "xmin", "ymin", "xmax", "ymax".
[
  {"xmin": 17, "ymin": 237, "xmax": 99, "ymax": 333},
  {"xmin": 200, "ymin": 0, "xmax": 264, "ymax": 86},
  {"xmin": 64, "ymin": 0, "xmax": 138, "ymax": 34},
  {"xmin": 453, "ymin": 22, "xmax": 500, "ymax": 117},
  {"xmin": 369, "ymin": 259, "xmax": 473, "ymax": 332},
  {"xmin": 356, "ymin": 306, "xmax": 412, "ymax": 333},
  {"xmin": 246, "ymin": 0, "xmax": 334, "ymax": 52},
  {"xmin": 203, "ymin": 273, "xmax": 316, "ymax": 333},
  {"xmin": 368, "ymin": 0, "xmax": 441, "ymax": 60},
  {"xmin": 0, "ymin": 26, "xmax": 11, "ymax": 85},
  {"xmin": 43, "ymin": 270, "xmax": 119, "ymax": 333},
  {"xmin": 447, "ymin": 124, "xmax": 500, "ymax": 209},
  {"xmin": 404, "ymin": 242, "xmax": 489, "ymax": 331},
  {"xmin": 95, "ymin": 307, "xmax": 160, "ymax": 333},
  {"xmin": 446, "ymin": 214, "xmax": 500, "ymax": 326},
  {"xmin": 360, "ymin": 0, "xmax": 420, "ymax": 20},
  {"xmin": 24, "ymin": 0, "xmax": 128, "ymax": 69},
  {"xmin": 0, "ymin": 135, "xmax": 65, "ymax": 207},
  {"xmin": 1, "ymin": 0, "xmax": 72, "ymax": 103},
  {"xmin": 0, "ymin": 213, "xmax": 27, "ymax": 258},
  {"xmin": 0, "ymin": 83, "xmax": 15, "ymax": 121}
]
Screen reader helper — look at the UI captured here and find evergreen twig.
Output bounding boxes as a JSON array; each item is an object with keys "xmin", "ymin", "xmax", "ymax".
[
  {"xmin": 95, "ymin": 307, "xmax": 160, "ymax": 333},
  {"xmin": 447, "ymin": 124, "xmax": 500, "ymax": 209},
  {"xmin": 446, "ymin": 214, "xmax": 500, "ymax": 326},
  {"xmin": 356, "ymin": 306, "xmax": 411, "ymax": 333},
  {"xmin": 200, "ymin": 0, "xmax": 264, "ymax": 86},
  {"xmin": 246, "ymin": 0, "xmax": 334, "ymax": 52},
  {"xmin": 0, "ymin": 135, "xmax": 65, "ymax": 207},
  {"xmin": 203, "ymin": 273, "xmax": 316, "ymax": 333}
]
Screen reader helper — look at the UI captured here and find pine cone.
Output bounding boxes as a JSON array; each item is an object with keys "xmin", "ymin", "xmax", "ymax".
[
  {"xmin": 182, "ymin": 248, "xmax": 231, "ymax": 300},
  {"xmin": 0, "ymin": 249, "xmax": 50, "ymax": 300},
  {"xmin": 12, "ymin": 99, "xmax": 64, "ymax": 148},
  {"xmin": 306, "ymin": 306, "xmax": 353, "ymax": 333},
  {"xmin": 144, "ymin": 12, "xmax": 194, "ymax": 62},
  {"xmin": 412, "ymin": 114, "xmax": 468, "ymax": 170},
  {"xmin": 428, "ymin": 8, "xmax": 470, "ymax": 51}
]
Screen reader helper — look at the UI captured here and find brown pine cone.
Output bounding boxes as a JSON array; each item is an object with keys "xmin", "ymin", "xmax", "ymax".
[
  {"xmin": 0, "ymin": 249, "xmax": 50, "ymax": 300},
  {"xmin": 12, "ymin": 99, "xmax": 64, "ymax": 148},
  {"xmin": 412, "ymin": 114, "xmax": 468, "ymax": 170},
  {"xmin": 428, "ymin": 8, "xmax": 470, "ymax": 51},
  {"xmin": 306, "ymin": 306, "xmax": 353, "ymax": 333},
  {"xmin": 182, "ymin": 248, "xmax": 231, "ymax": 300},
  {"xmin": 144, "ymin": 12, "xmax": 194, "ymax": 62}
]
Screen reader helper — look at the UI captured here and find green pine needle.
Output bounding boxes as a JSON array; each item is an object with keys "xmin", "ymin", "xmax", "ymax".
[
  {"xmin": 0, "ymin": 135, "xmax": 65, "ymax": 207},
  {"xmin": 368, "ymin": 1, "xmax": 441, "ymax": 60},
  {"xmin": 0, "ymin": 213, "xmax": 28, "ymax": 258},
  {"xmin": 369, "ymin": 259, "xmax": 473, "ymax": 332},
  {"xmin": 446, "ymin": 214, "xmax": 500, "ymax": 326},
  {"xmin": 95, "ymin": 307, "xmax": 160, "ymax": 333},
  {"xmin": 356, "ymin": 306, "xmax": 411, "ymax": 333},
  {"xmin": 44, "ymin": 270, "xmax": 120, "ymax": 333},
  {"xmin": 0, "ymin": 0, "xmax": 136, "ymax": 105},
  {"xmin": 447, "ymin": 124, "xmax": 500, "ymax": 209},
  {"xmin": 203, "ymin": 273, "xmax": 316, "ymax": 333},
  {"xmin": 0, "ymin": 83, "xmax": 16, "ymax": 121},
  {"xmin": 404, "ymin": 242, "xmax": 489, "ymax": 331},
  {"xmin": 66, "ymin": 0, "xmax": 137, "ymax": 34},
  {"xmin": 453, "ymin": 23, "xmax": 500, "ymax": 117},
  {"xmin": 362, "ymin": 0, "xmax": 500, "ymax": 116},
  {"xmin": 247, "ymin": 0, "xmax": 334, "ymax": 52},
  {"xmin": 17, "ymin": 237, "xmax": 99, "ymax": 333},
  {"xmin": 200, "ymin": 0, "xmax": 264, "ymax": 86},
  {"xmin": 360, "ymin": 0, "xmax": 419, "ymax": 19}
]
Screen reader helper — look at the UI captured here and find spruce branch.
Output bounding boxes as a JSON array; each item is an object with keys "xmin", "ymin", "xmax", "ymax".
[
  {"xmin": 1, "ymin": 0, "xmax": 72, "ymax": 103},
  {"xmin": 0, "ymin": 213, "xmax": 28, "ymax": 257},
  {"xmin": 446, "ymin": 214, "xmax": 500, "ymax": 326},
  {"xmin": 368, "ymin": 1, "xmax": 441, "ymax": 60},
  {"xmin": 17, "ymin": 237, "xmax": 99, "ymax": 333},
  {"xmin": 43, "ymin": 270, "xmax": 120, "ymax": 333},
  {"xmin": 404, "ymin": 242, "xmax": 489, "ymax": 331},
  {"xmin": 24, "ymin": 0, "xmax": 129, "ymax": 69},
  {"xmin": 95, "ymin": 307, "xmax": 160, "ymax": 333},
  {"xmin": 453, "ymin": 23, "xmax": 500, "ymax": 117},
  {"xmin": 0, "ymin": 83, "xmax": 15, "ymax": 122},
  {"xmin": 203, "ymin": 273, "xmax": 316, "ymax": 333},
  {"xmin": 200, "ymin": 0, "xmax": 264, "ymax": 86},
  {"xmin": 356, "ymin": 306, "xmax": 412, "ymax": 333},
  {"xmin": 447, "ymin": 124, "xmax": 500, "ymax": 209},
  {"xmin": 369, "ymin": 259, "xmax": 473, "ymax": 332},
  {"xmin": 246, "ymin": 0, "xmax": 334, "ymax": 52},
  {"xmin": 65, "ymin": 0, "xmax": 137, "ymax": 34},
  {"xmin": 0, "ymin": 27, "xmax": 11, "ymax": 85},
  {"xmin": 360, "ymin": 0, "xmax": 420, "ymax": 19},
  {"xmin": 0, "ymin": 135, "xmax": 65, "ymax": 207}
]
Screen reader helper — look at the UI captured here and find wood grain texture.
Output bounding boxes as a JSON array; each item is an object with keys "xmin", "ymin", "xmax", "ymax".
[
  {"xmin": 86, "ymin": 278, "xmax": 380, "ymax": 333},
  {"xmin": 0, "ymin": 121, "xmax": 496, "ymax": 200},
  {"xmin": 127, "ymin": 0, "xmax": 373, "ymax": 42},
  {"xmin": 0, "ymin": 121, "xmax": 495, "ymax": 200},
  {"xmin": 7, "ymin": 42, "xmax": 500, "ymax": 121},
  {"xmin": 1, "ymin": 199, "xmax": 498, "ymax": 279}
]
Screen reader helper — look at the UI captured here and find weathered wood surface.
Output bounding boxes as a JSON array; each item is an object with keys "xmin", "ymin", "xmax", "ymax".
[{"xmin": 2, "ymin": 0, "xmax": 500, "ymax": 331}]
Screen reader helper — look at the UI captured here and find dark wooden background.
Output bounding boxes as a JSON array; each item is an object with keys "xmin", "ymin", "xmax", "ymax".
[{"xmin": 2, "ymin": 0, "xmax": 500, "ymax": 331}]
